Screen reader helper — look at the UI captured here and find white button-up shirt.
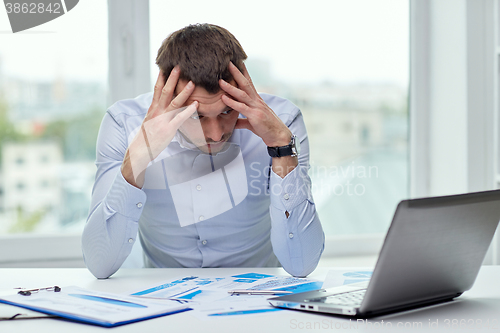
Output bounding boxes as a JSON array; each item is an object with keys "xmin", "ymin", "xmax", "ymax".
[{"xmin": 82, "ymin": 92, "xmax": 324, "ymax": 279}]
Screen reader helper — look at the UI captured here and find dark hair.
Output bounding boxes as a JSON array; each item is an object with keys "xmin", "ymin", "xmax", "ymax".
[{"xmin": 155, "ymin": 23, "xmax": 247, "ymax": 94}]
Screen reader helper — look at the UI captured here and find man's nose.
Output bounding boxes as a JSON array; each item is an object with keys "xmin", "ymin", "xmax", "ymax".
[{"xmin": 203, "ymin": 119, "xmax": 224, "ymax": 142}]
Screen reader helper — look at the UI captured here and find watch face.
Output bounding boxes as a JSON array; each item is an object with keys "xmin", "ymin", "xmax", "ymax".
[{"xmin": 294, "ymin": 136, "xmax": 301, "ymax": 155}]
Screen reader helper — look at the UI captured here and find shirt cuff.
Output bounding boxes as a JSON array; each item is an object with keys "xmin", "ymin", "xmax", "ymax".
[
  {"xmin": 105, "ymin": 171, "xmax": 147, "ymax": 220},
  {"xmin": 269, "ymin": 165, "xmax": 313, "ymax": 212}
]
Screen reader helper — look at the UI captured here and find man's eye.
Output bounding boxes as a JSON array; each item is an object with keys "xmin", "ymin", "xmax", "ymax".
[{"xmin": 221, "ymin": 109, "xmax": 233, "ymax": 115}]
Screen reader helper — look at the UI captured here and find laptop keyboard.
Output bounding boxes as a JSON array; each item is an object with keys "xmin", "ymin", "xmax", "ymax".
[{"xmin": 319, "ymin": 289, "xmax": 366, "ymax": 307}]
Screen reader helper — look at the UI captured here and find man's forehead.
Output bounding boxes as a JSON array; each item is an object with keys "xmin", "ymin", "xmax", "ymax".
[
  {"xmin": 186, "ymin": 89, "xmax": 225, "ymax": 103},
  {"xmin": 175, "ymin": 78, "xmax": 236, "ymax": 94},
  {"xmin": 194, "ymin": 101, "xmax": 232, "ymax": 117},
  {"xmin": 175, "ymin": 80, "xmax": 235, "ymax": 115},
  {"xmin": 185, "ymin": 89, "xmax": 226, "ymax": 111}
]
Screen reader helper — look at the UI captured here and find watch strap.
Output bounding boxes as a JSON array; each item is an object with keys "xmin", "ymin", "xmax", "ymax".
[
  {"xmin": 267, "ymin": 145, "xmax": 294, "ymax": 158},
  {"xmin": 267, "ymin": 135, "xmax": 297, "ymax": 157}
]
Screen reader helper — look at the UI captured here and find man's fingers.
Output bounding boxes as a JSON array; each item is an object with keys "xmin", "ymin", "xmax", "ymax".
[
  {"xmin": 157, "ymin": 66, "xmax": 181, "ymax": 111},
  {"xmin": 221, "ymin": 94, "xmax": 251, "ymax": 117},
  {"xmin": 228, "ymin": 61, "xmax": 256, "ymax": 96},
  {"xmin": 145, "ymin": 71, "xmax": 167, "ymax": 121},
  {"xmin": 169, "ymin": 101, "xmax": 198, "ymax": 129},
  {"xmin": 152, "ymin": 71, "xmax": 166, "ymax": 106},
  {"xmin": 165, "ymin": 80, "xmax": 195, "ymax": 114},
  {"xmin": 240, "ymin": 62, "xmax": 252, "ymax": 83},
  {"xmin": 141, "ymin": 101, "xmax": 197, "ymax": 151},
  {"xmin": 219, "ymin": 79, "xmax": 253, "ymax": 106}
]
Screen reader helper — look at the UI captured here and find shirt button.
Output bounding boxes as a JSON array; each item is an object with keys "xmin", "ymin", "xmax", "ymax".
[
  {"xmin": 128, "ymin": 238, "xmax": 134, "ymax": 243},
  {"xmin": 196, "ymin": 184, "xmax": 202, "ymax": 191},
  {"xmin": 202, "ymin": 240, "xmax": 207, "ymax": 245},
  {"xmin": 199, "ymin": 215, "xmax": 205, "ymax": 221},
  {"xmin": 136, "ymin": 202, "xmax": 143, "ymax": 208},
  {"xmin": 283, "ymin": 193, "xmax": 290, "ymax": 200},
  {"xmin": 288, "ymin": 233, "xmax": 294, "ymax": 239}
]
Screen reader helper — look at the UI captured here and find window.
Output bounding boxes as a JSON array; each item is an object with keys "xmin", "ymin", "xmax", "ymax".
[
  {"xmin": 0, "ymin": 0, "xmax": 108, "ymax": 235},
  {"xmin": 0, "ymin": 0, "xmax": 410, "ymax": 266},
  {"xmin": 150, "ymin": 0, "xmax": 409, "ymax": 237}
]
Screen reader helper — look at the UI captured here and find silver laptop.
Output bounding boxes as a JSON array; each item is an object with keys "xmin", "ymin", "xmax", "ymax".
[{"xmin": 269, "ymin": 189, "xmax": 500, "ymax": 317}]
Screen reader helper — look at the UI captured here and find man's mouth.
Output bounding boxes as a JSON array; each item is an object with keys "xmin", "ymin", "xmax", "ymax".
[
  {"xmin": 204, "ymin": 138, "xmax": 231, "ymax": 154},
  {"xmin": 207, "ymin": 140, "xmax": 225, "ymax": 147},
  {"xmin": 178, "ymin": 129, "xmax": 233, "ymax": 153},
  {"xmin": 206, "ymin": 140, "xmax": 226, "ymax": 151}
]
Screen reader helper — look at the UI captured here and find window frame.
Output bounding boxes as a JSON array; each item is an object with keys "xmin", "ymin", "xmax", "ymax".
[
  {"xmin": 410, "ymin": 0, "xmax": 499, "ymax": 264},
  {"xmin": 0, "ymin": 234, "xmax": 83, "ymax": 267}
]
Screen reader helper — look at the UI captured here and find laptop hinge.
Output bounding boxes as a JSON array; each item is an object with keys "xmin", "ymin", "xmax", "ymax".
[{"xmin": 359, "ymin": 293, "xmax": 462, "ymax": 318}]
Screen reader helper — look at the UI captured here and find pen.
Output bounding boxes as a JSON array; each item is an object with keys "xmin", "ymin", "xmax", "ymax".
[{"xmin": 228, "ymin": 289, "xmax": 294, "ymax": 295}]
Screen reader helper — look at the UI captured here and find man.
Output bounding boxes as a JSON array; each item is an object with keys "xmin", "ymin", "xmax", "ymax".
[{"xmin": 82, "ymin": 24, "xmax": 324, "ymax": 279}]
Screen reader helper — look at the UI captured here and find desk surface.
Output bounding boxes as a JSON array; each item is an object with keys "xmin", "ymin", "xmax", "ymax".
[{"xmin": 1, "ymin": 266, "xmax": 499, "ymax": 333}]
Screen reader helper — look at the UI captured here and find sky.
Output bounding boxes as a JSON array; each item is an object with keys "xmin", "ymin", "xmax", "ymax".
[{"xmin": 0, "ymin": 0, "xmax": 409, "ymax": 86}]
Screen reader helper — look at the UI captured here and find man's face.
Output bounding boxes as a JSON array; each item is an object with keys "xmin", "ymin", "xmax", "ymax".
[{"xmin": 175, "ymin": 79, "xmax": 240, "ymax": 155}]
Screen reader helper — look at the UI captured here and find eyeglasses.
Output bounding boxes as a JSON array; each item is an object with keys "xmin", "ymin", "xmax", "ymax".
[{"xmin": 17, "ymin": 286, "xmax": 61, "ymax": 296}]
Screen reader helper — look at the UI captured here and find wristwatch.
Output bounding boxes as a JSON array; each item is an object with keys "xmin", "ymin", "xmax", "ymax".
[{"xmin": 267, "ymin": 135, "xmax": 301, "ymax": 157}]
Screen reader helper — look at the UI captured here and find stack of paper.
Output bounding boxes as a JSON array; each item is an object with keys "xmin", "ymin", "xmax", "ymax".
[{"xmin": 131, "ymin": 272, "xmax": 323, "ymax": 319}]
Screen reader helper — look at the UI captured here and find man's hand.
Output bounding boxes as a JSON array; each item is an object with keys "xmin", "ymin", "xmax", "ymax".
[
  {"xmin": 219, "ymin": 62, "xmax": 297, "ymax": 179},
  {"xmin": 219, "ymin": 62, "xmax": 292, "ymax": 147},
  {"xmin": 121, "ymin": 66, "xmax": 198, "ymax": 188}
]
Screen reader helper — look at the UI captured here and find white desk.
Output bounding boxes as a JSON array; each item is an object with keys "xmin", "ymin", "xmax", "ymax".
[{"xmin": 1, "ymin": 266, "xmax": 499, "ymax": 332}]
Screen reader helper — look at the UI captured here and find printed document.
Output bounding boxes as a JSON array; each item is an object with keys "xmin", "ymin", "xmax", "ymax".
[{"xmin": 0, "ymin": 286, "xmax": 188, "ymax": 327}]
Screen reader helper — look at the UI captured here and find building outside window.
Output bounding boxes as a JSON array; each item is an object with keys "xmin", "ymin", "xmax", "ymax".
[{"xmin": 0, "ymin": 0, "xmax": 108, "ymax": 235}]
